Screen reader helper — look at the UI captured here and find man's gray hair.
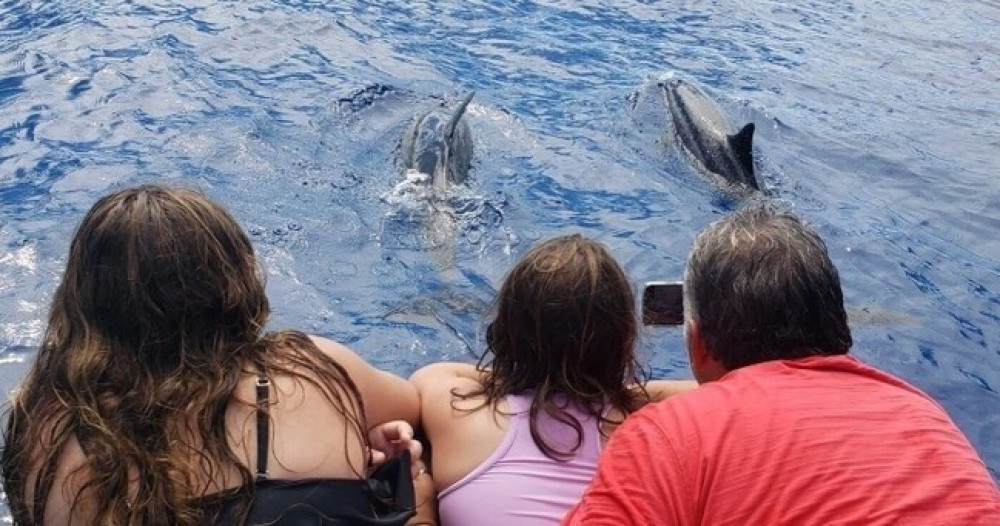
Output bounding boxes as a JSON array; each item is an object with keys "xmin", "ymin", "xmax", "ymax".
[{"xmin": 683, "ymin": 205, "xmax": 852, "ymax": 369}]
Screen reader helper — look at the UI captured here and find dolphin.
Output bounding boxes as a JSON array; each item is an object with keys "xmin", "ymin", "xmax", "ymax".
[
  {"xmin": 661, "ymin": 79, "xmax": 759, "ymax": 191},
  {"xmin": 401, "ymin": 92, "xmax": 475, "ymax": 189}
]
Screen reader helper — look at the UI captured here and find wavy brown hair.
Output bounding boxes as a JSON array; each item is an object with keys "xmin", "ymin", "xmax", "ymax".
[
  {"xmin": 0, "ymin": 185, "xmax": 368, "ymax": 525},
  {"xmin": 458, "ymin": 234, "xmax": 648, "ymax": 460}
]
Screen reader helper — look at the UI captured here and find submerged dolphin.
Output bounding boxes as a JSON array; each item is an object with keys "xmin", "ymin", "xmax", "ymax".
[
  {"xmin": 662, "ymin": 79, "xmax": 758, "ymax": 191},
  {"xmin": 401, "ymin": 92, "xmax": 475, "ymax": 189}
]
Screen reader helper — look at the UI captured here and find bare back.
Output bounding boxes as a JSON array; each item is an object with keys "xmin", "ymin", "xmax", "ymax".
[{"xmin": 37, "ymin": 336, "xmax": 419, "ymax": 524}]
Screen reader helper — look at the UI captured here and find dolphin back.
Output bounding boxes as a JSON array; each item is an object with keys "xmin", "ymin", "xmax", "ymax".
[
  {"xmin": 727, "ymin": 123, "xmax": 757, "ymax": 190},
  {"xmin": 663, "ymin": 79, "xmax": 759, "ymax": 191},
  {"xmin": 445, "ymin": 92, "xmax": 475, "ymax": 141},
  {"xmin": 445, "ymin": 92, "xmax": 474, "ymax": 185}
]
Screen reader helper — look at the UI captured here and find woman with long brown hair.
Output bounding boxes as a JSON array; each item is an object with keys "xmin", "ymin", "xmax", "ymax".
[
  {"xmin": 1, "ymin": 185, "xmax": 426, "ymax": 524},
  {"xmin": 410, "ymin": 234, "xmax": 696, "ymax": 525}
]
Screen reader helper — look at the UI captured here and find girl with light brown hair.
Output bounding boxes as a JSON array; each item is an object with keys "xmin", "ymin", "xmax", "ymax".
[
  {"xmin": 410, "ymin": 234, "xmax": 696, "ymax": 525},
  {"xmin": 1, "ymin": 185, "xmax": 427, "ymax": 525}
]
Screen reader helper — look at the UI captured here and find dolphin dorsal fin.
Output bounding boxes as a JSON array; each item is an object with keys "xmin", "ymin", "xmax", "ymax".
[
  {"xmin": 445, "ymin": 91, "xmax": 475, "ymax": 141},
  {"xmin": 728, "ymin": 123, "xmax": 758, "ymax": 188}
]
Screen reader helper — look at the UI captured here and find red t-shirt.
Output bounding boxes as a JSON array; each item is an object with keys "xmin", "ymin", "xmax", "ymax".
[{"xmin": 565, "ymin": 355, "xmax": 1000, "ymax": 525}]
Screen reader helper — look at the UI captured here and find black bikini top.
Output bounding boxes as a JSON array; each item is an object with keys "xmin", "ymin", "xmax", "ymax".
[{"xmin": 197, "ymin": 372, "xmax": 416, "ymax": 525}]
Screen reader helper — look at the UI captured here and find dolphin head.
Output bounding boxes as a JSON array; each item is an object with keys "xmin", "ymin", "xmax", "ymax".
[
  {"xmin": 401, "ymin": 93, "xmax": 475, "ymax": 188},
  {"xmin": 411, "ymin": 113, "xmax": 452, "ymax": 188},
  {"xmin": 659, "ymin": 78, "xmax": 701, "ymax": 116}
]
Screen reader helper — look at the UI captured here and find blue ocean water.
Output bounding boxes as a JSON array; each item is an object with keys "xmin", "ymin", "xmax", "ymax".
[{"xmin": 0, "ymin": 0, "xmax": 997, "ymax": 513}]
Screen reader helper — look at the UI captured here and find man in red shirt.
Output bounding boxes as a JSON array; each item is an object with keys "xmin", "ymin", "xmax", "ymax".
[{"xmin": 565, "ymin": 206, "xmax": 1000, "ymax": 525}]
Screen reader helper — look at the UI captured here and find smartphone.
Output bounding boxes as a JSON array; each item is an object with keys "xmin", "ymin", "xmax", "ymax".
[{"xmin": 642, "ymin": 281, "xmax": 685, "ymax": 326}]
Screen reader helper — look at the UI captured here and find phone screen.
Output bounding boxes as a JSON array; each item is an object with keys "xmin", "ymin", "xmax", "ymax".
[{"xmin": 642, "ymin": 282, "xmax": 684, "ymax": 326}]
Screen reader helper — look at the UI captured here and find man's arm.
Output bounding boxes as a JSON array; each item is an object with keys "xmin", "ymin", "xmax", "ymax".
[{"xmin": 644, "ymin": 379, "xmax": 699, "ymax": 401}]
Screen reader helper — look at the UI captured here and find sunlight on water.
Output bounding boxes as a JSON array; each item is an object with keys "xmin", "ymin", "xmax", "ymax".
[{"xmin": 0, "ymin": 244, "xmax": 35, "ymax": 273}]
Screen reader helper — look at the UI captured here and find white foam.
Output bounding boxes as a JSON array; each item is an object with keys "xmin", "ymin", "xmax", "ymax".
[
  {"xmin": 1, "ymin": 320, "xmax": 43, "ymax": 348},
  {"xmin": 0, "ymin": 243, "xmax": 37, "ymax": 272}
]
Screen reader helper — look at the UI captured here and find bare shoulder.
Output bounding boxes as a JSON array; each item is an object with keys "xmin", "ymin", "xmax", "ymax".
[
  {"xmin": 410, "ymin": 362, "xmax": 482, "ymax": 390},
  {"xmin": 42, "ymin": 436, "xmax": 100, "ymax": 524},
  {"xmin": 408, "ymin": 362, "xmax": 507, "ymax": 491},
  {"xmin": 410, "ymin": 362, "xmax": 486, "ymax": 416},
  {"xmin": 409, "ymin": 362, "xmax": 501, "ymax": 442}
]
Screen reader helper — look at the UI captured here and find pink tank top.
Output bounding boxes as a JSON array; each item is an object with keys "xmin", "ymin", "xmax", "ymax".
[{"xmin": 438, "ymin": 393, "xmax": 605, "ymax": 525}]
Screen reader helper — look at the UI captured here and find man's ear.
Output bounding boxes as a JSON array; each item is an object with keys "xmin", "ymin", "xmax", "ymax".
[
  {"xmin": 685, "ymin": 319, "xmax": 723, "ymax": 383},
  {"xmin": 685, "ymin": 319, "xmax": 707, "ymax": 368}
]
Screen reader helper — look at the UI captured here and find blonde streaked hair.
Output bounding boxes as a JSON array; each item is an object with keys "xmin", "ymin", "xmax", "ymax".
[{"xmin": 1, "ymin": 185, "xmax": 368, "ymax": 524}]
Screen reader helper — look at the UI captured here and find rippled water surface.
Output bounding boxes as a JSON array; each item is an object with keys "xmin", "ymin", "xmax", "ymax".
[{"xmin": 1, "ymin": 0, "xmax": 998, "ymax": 510}]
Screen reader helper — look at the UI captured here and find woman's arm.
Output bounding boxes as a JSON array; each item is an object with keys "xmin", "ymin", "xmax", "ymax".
[
  {"xmin": 407, "ymin": 459, "xmax": 438, "ymax": 525},
  {"xmin": 310, "ymin": 336, "xmax": 421, "ymax": 428}
]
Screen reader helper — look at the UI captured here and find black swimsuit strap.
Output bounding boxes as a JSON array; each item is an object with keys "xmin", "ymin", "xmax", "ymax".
[{"xmin": 255, "ymin": 366, "xmax": 271, "ymax": 480}]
